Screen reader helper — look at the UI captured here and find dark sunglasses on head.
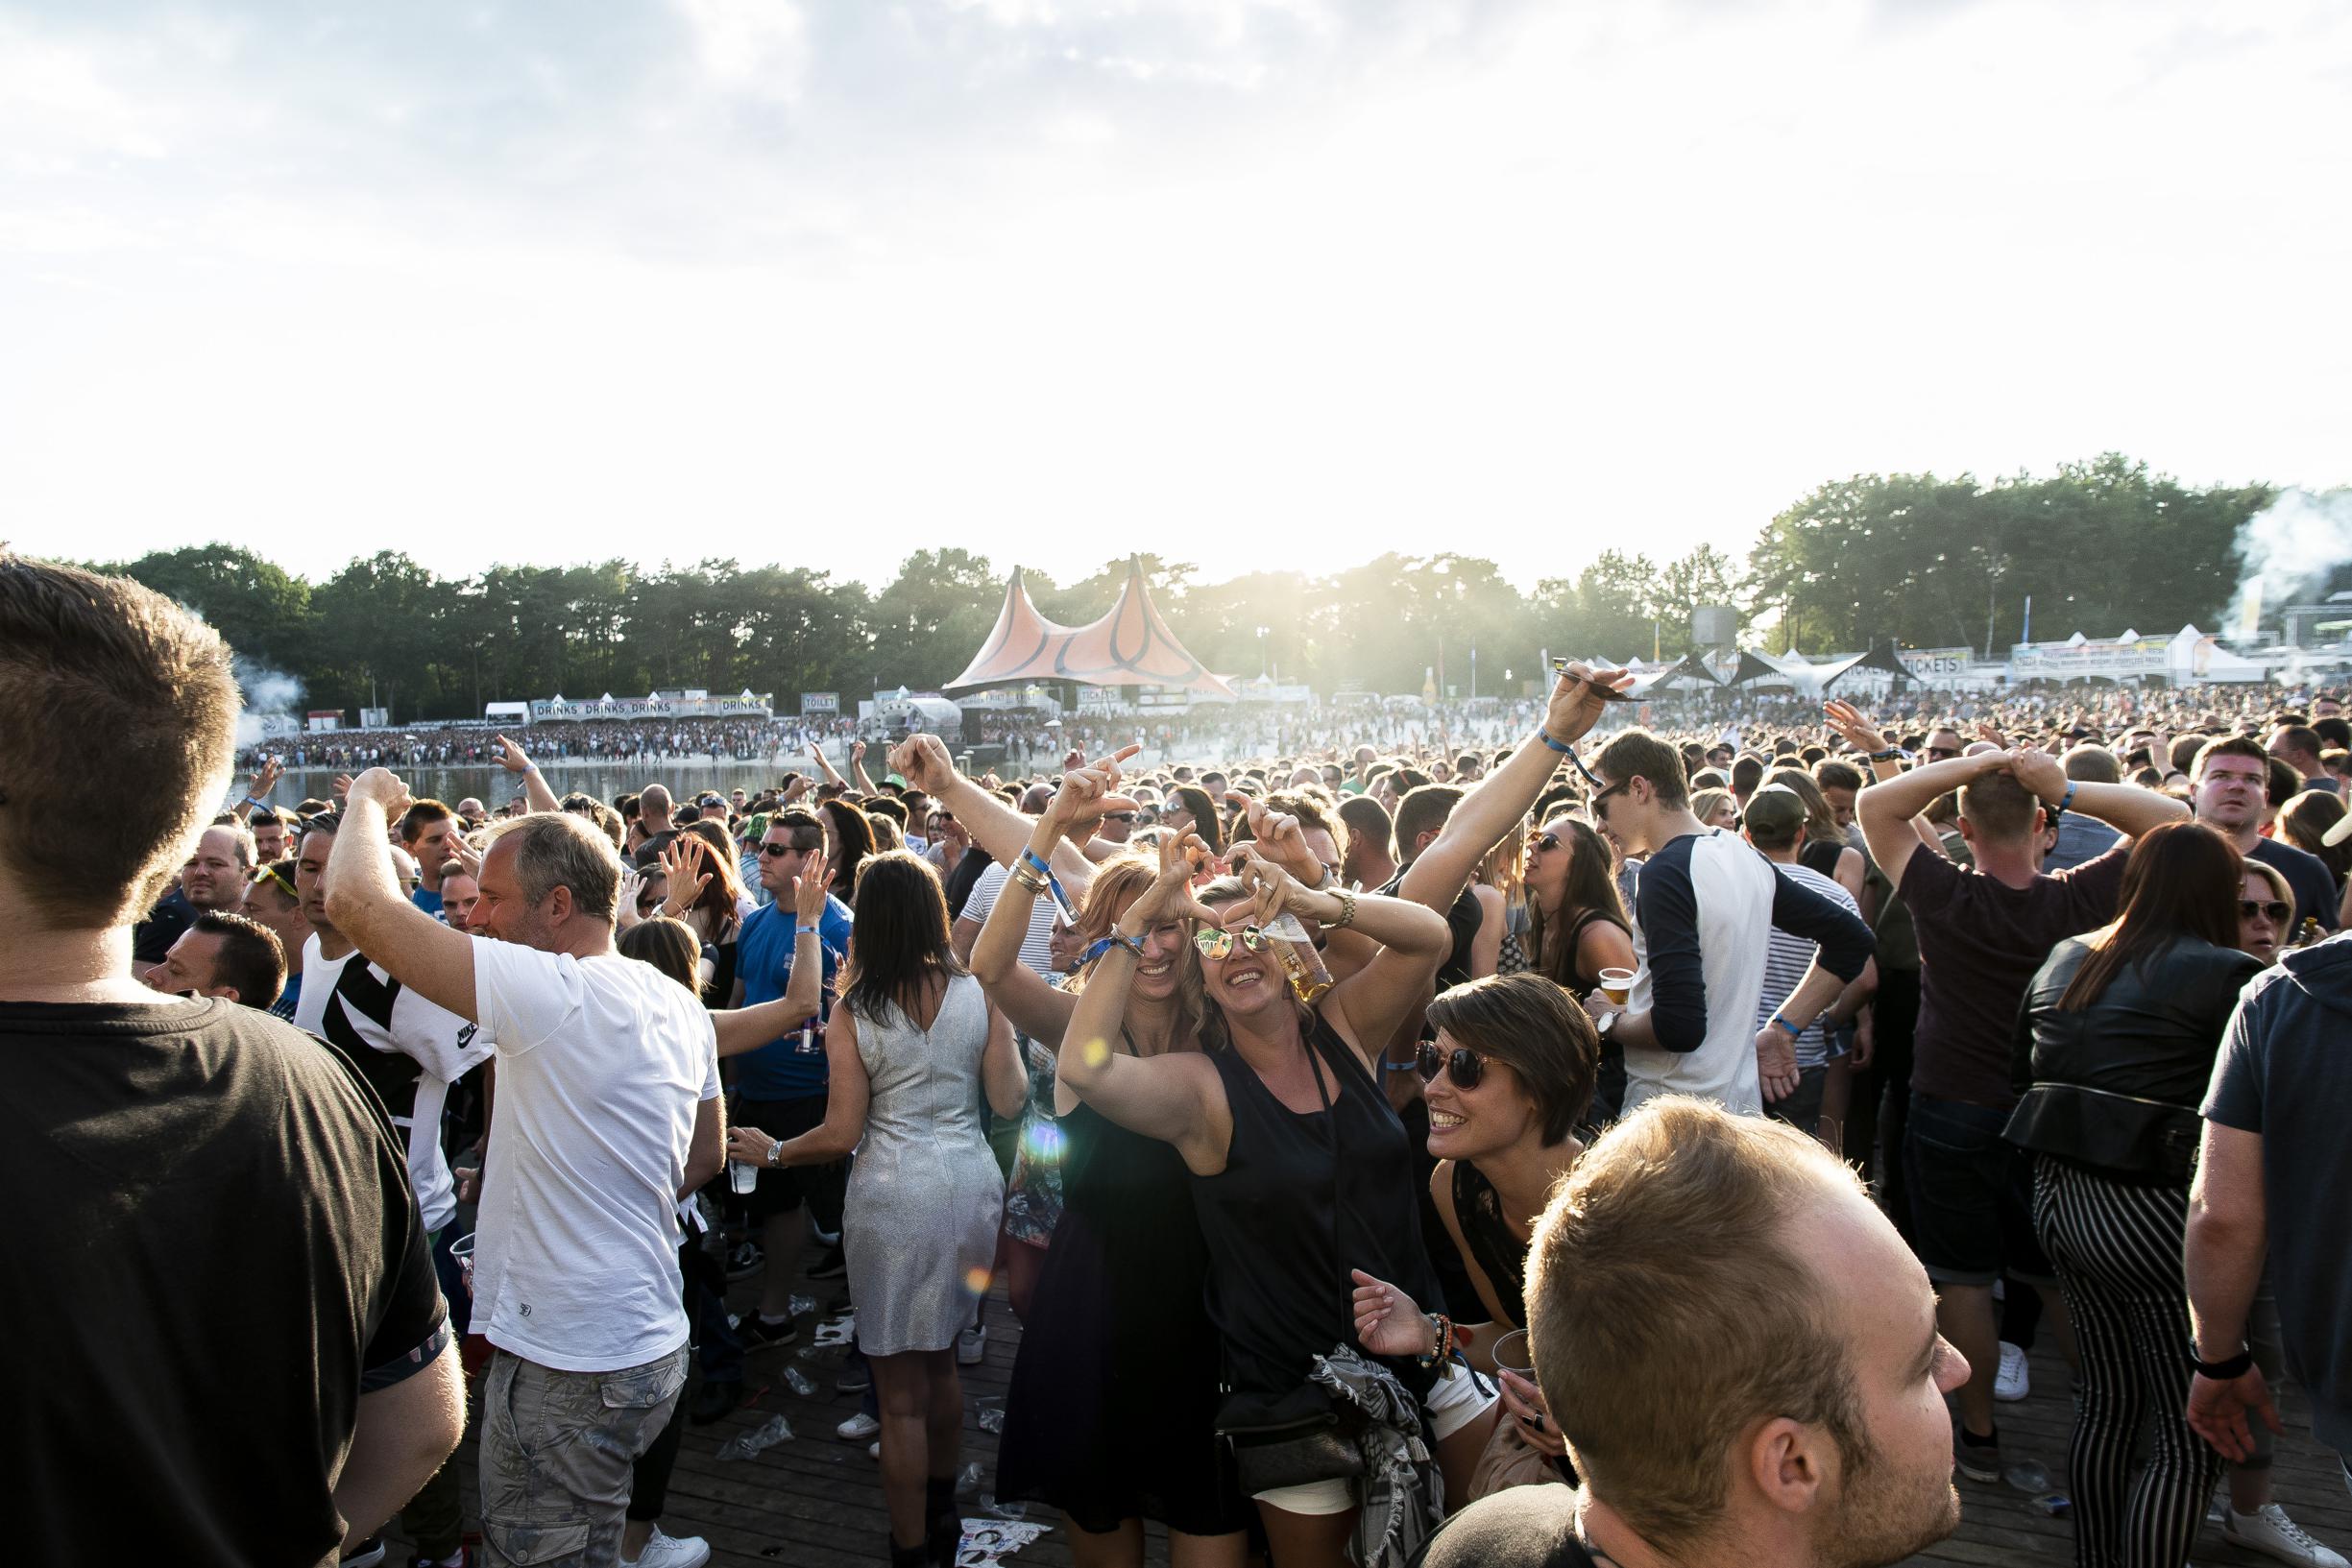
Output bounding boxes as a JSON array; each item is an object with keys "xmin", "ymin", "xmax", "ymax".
[
  {"xmin": 2242, "ymin": 900, "xmax": 2291, "ymax": 923},
  {"xmin": 1417, "ymin": 1040, "xmax": 1487, "ymax": 1091}
]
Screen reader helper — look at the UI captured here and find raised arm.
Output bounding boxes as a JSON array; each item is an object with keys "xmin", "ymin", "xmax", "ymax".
[
  {"xmin": 325, "ymin": 769, "xmax": 481, "ymax": 1022},
  {"xmin": 493, "ymin": 735, "xmax": 562, "ymax": 816},
  {"xmin": 892, "ymin": 734, "xmax": 1099, "ymax": 891},
  {"xmin": 1823, "ymin": 700, "xmax": 1906, "ymax": 783},
  {"xmin": 233, "ymin": 757, "xmax": 283, "ymax": 820},
  {"xmin": 847, "ymin": 738, "xmax": 877, "ymax": 797},
  {"xmin": 1855, "ymin": 751, "xmax": 2005, "ymax": 890},
  {"xmin": 2006, "ymin": 746, "xmax": 2189, "ymax": 839},
  {"xmin": 1397, "ymin": 664, "xmax": 1630, "ymax": 913},
  {"xmin": 712, "ymin": 874, "xmax": 828, "ymax": 1057},
  {"xmin": 1215, "ymin": 858, "xmax": 1452, "ymax": 1075},
  {"xmin": 1056, "ymin": 833, "xmax": 1227, "ymax": 1166},
  {"xmin": 972, "ymin": 767, "xmax": 1136, "ymax": 1042}
]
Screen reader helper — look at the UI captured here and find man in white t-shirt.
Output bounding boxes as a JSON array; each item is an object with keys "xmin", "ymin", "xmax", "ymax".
[{"xmin": 326, "ymin": 777, "xmax": 724, "ymax": 1567}]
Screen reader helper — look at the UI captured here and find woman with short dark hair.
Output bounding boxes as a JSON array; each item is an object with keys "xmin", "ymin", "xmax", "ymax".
[{"xmin": 1346, "ymin": 972, "xmax": 1599, "ymax": 1492}]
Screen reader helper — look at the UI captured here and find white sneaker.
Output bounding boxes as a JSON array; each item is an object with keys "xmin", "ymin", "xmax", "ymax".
[
  {"xmin": 868, "ymin": 1439, "xmax": 882, "ymax": 1460},
  {"xmin": 2225, "ymin": 1504, "xmax": 2351, "ymax": 1568},
  {"xmin": 621, "ymin": 1528, "xmax": 712, "ymax": 1568},
  {"xmin": 958, "ymin": 1322, "xmax": 987, "ymax": 1366},
  {"xmin": 837, "ymin": 1411, "xmax": 881, "ymax": 1442},
  {"xmin": 1994, "ymin": 1341, "xmax": 2030, "ymax": 1403}
]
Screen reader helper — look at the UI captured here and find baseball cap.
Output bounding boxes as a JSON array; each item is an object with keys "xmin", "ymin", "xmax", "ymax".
[{"xmin": 1740, "ymin": 784, "xmax": 1808, "ymax": 839}]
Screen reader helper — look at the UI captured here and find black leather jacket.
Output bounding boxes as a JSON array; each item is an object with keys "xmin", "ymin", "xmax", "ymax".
[{"xmin": 2004, "ymin": 933, "xmax": 2262, "ymax": 1183}]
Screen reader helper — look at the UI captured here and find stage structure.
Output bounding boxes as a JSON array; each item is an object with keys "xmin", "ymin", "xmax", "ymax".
[{"xmin": 945, "ymin": 559, "xmax": 1235, "ymax": 699}]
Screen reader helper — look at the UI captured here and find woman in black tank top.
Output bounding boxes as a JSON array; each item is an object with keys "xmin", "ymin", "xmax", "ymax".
[{"xmin": 1058, "ymin": 833, "xmax": 1495, "ymax": 1568}]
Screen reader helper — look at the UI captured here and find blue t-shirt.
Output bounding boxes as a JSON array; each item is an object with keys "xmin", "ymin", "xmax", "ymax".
[
  {"xmin": 733, "ymin": 895, "xmax": 854, "ymax": 1099},
  {"xmin": 412, "ymin": 886, "xmax": 444, "ymax": 920}
]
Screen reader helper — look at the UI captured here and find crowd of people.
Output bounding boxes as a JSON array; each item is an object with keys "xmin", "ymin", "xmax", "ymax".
[
  {"xmin": 235, "ymin": 717, "xmax": 859, "ymax": 772},
  {"xmin": 14, "ymin": 547, "xmax": 2352, "ymax": 1568}
]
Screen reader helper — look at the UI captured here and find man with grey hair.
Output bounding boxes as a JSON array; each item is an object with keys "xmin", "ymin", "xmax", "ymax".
[{"xmin": 326, "ymin": 782, "xmax": 726, "ymax": 1567}]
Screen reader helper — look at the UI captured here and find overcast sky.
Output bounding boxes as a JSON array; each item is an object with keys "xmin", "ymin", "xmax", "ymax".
[{"xmin": 3, "ymin": 0, "xmax": 2346, "ymax": 592}]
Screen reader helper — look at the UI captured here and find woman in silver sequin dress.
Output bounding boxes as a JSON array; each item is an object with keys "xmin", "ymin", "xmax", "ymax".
[{"xmin": 734, "ymin": 851, "xmax": 1027, "ymax": 1568}]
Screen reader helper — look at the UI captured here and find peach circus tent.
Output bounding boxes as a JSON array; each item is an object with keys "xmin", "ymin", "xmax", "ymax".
[{"xmin": 945, "ymin": 559, "xmax": 1234, "ymax": 697}]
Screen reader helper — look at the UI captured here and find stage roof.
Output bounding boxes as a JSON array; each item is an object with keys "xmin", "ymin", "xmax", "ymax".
[{"xmin": 944, "ymin": 560, "xmax": 1234, "ymax": 697}]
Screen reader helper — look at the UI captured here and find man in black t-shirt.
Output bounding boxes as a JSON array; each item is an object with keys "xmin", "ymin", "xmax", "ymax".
[
  {"xmin": 0, "ymin": 555, "xmax": 461, "ymax": 1568},
  {"xmin": 1418, "ymin": 1099, "xmax": 1965, "ymax": 1568}
]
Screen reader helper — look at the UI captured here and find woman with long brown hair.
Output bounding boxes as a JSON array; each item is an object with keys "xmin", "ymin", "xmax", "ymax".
[
  {"xmin": 819, "ymin": 797, "xmax": 877, "ymax": 903},
  {"xmin": 2005, "ymin": 821, "xmax": 2263, "ymax": 1568},
  {"xmin": 728, "ymin": 852, "xmax": 1027, "ymax": 1568}
]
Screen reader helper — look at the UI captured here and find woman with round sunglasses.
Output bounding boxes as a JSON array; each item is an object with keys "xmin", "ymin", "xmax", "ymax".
[
  {"xmin": 1346, "ymin": 972, "xmax": 1599, "ymax": 1490},
  {"xmin": 2004, "ymin": 822, "xmax": 2264, "ymax": 1568},
  {"xmin": 1058, "ymin": 831, "xmax": 1491, "ymax": 1568}
]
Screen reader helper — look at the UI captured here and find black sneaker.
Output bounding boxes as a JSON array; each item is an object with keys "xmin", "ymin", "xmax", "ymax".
[
  {"xmin": 690, "ymin": 1377, "xmax": 743, "ymax": 1425},
  {"xmin": 1954, "ymin": 1430, "xmax": 2001, "ymax": 1484},
  {"xmin": 737, "ymin": 1311, "xmax": 799, "ymax": 1352},
  {"xmin": 725, "ymin": 1241, "xmax": 764, "ymax": 1281},
  {"xmin": 837, "ymin": 1359, "xmax": 872, "ymax": 1394},
  {"xmin": 809, "ymin": 1242, "xmax": 847, "ymax": 1279},
  {"xmin": 340, "ymin": 1540, "xmax": 387, "ymax": 1568}
]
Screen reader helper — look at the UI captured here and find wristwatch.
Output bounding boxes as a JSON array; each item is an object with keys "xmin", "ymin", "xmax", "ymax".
[
  {"xmin": 2191, "ymin": 1344, "xmax": 2254, "ymax": 1380},
  {"xmin": 1595, "ymin": 1009, "xmax": 1619, "ymax": 1040}
]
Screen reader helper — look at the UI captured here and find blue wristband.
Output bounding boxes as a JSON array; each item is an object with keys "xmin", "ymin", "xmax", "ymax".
[
  {"xmin": 1021, "ymin": 848, "xmax": 1052, "ymax": 876},
  {"xmin": 795, "ymin": 924, "xmax": 818, "ymax": 935},
  {"xmin": 1539, "ymin": 733, "xmax": 1572, "ymax": 755},
  {"xmin": 1771, "ymin": 1011, "xmax": 1801, "ymax": 1036},
  {"xmin": 2057, "ymin": 781, "xmax": 2077, "ymax": 813},
  {"xmin": 1080, "ymin": 932, "xmax": 1144, "ymax": 966}
]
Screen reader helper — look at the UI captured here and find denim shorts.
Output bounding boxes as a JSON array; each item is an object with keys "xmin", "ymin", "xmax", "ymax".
[{"xmin": 1903, "ymin": 1092, "xmax": 2055, "ymax": 1288}]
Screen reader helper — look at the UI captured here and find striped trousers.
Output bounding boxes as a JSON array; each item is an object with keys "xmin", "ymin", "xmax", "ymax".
[{"xmin": 2031, "ymin": 1156, "xmax": 2222, "ymax": 1568}]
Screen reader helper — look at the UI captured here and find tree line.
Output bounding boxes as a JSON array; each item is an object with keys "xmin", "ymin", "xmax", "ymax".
[{"xmin": 89, "ymin": 453, "xmax": 2277, "ymax": 723}]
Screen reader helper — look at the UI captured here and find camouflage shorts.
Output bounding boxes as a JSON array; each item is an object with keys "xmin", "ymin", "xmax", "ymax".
[{"xmin": 478, "ymin": 1345, "xmax": 689, "ymax": 1567}]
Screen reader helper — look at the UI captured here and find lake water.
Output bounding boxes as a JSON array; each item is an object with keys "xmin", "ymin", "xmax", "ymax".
[{"xmin": 266, "ymin": 755, "xmax": 825, "ymax": 813}]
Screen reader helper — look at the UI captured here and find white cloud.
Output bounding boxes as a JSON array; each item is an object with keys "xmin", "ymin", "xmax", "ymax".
[{"xmin": 673, "ymin": 0, "xmax": 810, "ymax": 101}]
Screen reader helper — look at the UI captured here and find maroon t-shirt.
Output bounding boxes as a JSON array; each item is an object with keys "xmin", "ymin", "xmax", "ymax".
[{"xmin": 1902, "ymin": 839, "xmax": 2130, "ymax": 1108}]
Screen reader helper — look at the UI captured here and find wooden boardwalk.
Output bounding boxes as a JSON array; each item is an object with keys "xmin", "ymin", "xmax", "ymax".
[{"xmin": 390, "ymin": 1260, "xmax": 2352, "ymax": 1567}]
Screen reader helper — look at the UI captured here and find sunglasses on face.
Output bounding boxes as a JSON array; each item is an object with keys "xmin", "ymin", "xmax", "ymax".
[
  {"xmin": 1194, "ymin": 926, "xmax": 1275, "ymax": 959},
  {"xmin": 1531, "ymin": 832, "xmax": 1561, "ymax": 854},
  {"xmin": 757, "ymin": 840, "xmax": 816, "ymax": 857},
  {"xmin": 2242, "ymin": 900, "xmax": 2291, "ymax": 923},
  {"xmin": 1590, "ymin": 778, "xmax": 1631, "ymax": 813},
  {"xmin": 1925, "ymin": 746, "xmax": 1960, "ymax": 760},
  {"xmin": 1417, "ymin": 1040, "xmax": 1487, "ymax": 1091},
  {"xmin": 1103, "ymin": 812, "xmax": 1138, "ymax": 824}
]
